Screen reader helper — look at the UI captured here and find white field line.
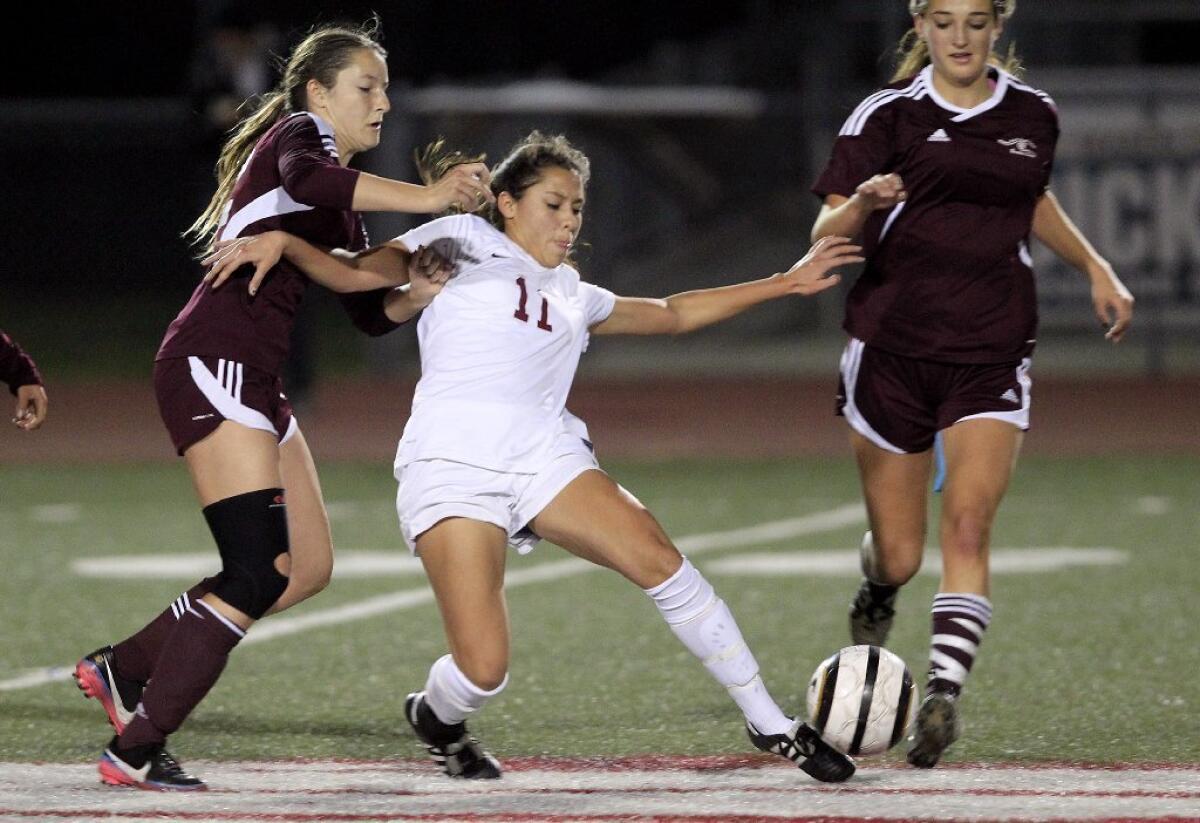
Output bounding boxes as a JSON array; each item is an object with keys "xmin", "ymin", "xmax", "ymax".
[
  {"xmin": 0, "ymin": 761, "xmax": 1197, "ymax": 822},
  {"xmin": 0, "ymin": 503, "xmax": 865, "ymax": 692},
  {"xmin": 706, "ymin": 547, "xmax": 1129, "ymax": 576},
  {"xmin": 73, "ymin": 550, "xmax": 427, "ymax": 579}
]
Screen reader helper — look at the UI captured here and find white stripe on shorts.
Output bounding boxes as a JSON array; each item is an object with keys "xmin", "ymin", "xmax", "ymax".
[
  {"xmin": 955, "ymin": 358, "xmax": 1032, "ymax": 430},
  {"xmin": 188, "ymin": 356, "xmax": 278, "ymax": 437},
  {"xmin": 839, "ymin": 338, "xmax": 906, "ymax": 454}
]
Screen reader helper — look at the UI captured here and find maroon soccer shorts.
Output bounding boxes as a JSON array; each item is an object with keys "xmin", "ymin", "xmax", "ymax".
[
  {"xmin": 154, "ymin": 356, "xmax": 297, "ymax": 455},
  {"xmin": 836, "ymin": 338, "xmax": 1031, "ymax": 454}
]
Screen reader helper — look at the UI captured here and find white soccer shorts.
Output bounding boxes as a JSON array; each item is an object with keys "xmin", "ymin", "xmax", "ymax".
[{"xmin": 395, "ymin": 430, "xmax": 600, "ymax": 555}]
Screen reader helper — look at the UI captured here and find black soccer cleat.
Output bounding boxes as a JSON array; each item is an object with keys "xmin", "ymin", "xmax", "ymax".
[
  {"xmin": 748, "ymin": 718, "xmax": 855, "ymax": 783},
  {"xmin": 99, "ymin": 737, "xmax": 207, "ymax": 791},
  {"xmin": 906, "ymin": 691, "xmax": 961, "ymax": 769},
  {"xmin": 74, "ymin": 646, "xmax": 144, "ymax": 733},
  {"xmin": 849, "ymin": 579, "xmax": 899, "ymax": 647},
  {"xmin": 405, "ymin": 691, "xmax": 501, "ymax": 779}
]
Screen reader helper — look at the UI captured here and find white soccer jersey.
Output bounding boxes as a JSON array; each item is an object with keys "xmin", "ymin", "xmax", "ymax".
[{"xmin": 393, "ymin": 214, "xmax": 616, "ymax": 473}]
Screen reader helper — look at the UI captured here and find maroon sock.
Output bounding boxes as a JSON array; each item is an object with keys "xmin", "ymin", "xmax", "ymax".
[
  {"xmin": 117, "ymin": 601, "xmax": 242, "ymax": 750},
  {"xmin": 112, "ymin": 576, "xmax": 221, "ymax": 684}
]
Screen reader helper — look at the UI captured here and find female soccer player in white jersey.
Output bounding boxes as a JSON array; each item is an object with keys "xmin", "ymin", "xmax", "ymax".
[
  {"xmin": 72, "ymin": 19, "xmax": 493, "ymax": 791},
  {"xmin": 810, "ymin": 0, "xmax": 1134, "ymax": 768},
  {"xmin": 207, "ymin": 131, "xmax": 864, "ymax": 783}
]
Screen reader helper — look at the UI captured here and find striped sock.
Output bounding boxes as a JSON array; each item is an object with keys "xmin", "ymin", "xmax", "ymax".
[
  {"xmin": 117, "ymin": 599, "xmax": 244, "ymax": 750},
  {"xmin": 111, "ymin": 576, "xmax": 223, "ymax": 683},
  {"xmin": 927, "ymin": 592, "xmax": 992, "ymax": 696}
]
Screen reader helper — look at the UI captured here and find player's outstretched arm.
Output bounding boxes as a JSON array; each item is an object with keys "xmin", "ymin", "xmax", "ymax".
[
  {"xmin": 593, "ymin": 236, "xmax": 861, "ymax": 337},
  {"xmin": 1032, "ymin": 191, "xmax": 1134, "ymax": 342},
  {"xmin": 352, "ymin": 163, "xmax": 494, "ymax": 214},
  {"xmin": 203, "ymin": 231, "xmax": 410, "ymax": 296}
]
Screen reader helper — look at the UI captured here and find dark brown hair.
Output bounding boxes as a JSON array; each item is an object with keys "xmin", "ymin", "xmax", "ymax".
[{"xmin": 416, "ymin": 131, "xmax": 591, "ymax": 232}]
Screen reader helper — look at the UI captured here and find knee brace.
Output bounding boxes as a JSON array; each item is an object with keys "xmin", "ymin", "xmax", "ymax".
[{"xmin": 203, "ymin": 488, "xmax": 290, "ymax": 619}]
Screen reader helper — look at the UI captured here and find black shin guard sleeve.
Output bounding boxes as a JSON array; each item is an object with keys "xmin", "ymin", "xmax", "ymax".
[{"xmin": 203, "ymin": 488, "xmax": 290, "ymax": 619}]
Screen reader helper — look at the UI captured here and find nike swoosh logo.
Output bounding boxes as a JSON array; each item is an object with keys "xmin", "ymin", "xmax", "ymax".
[{"xmin": 103, "ymin": 667, "xmax": 136, "ymax": 727}]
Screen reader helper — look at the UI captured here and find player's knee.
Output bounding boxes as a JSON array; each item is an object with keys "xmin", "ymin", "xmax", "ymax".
[
  {"xmin": 203, "ymin": 488, "xmax": 292, "ymax": 619},
  {"xmin": 942, "ymin": 508, "xmax": 992, "ymax": 561},
  {"xmin": 287, "ymin": 550, "xmax": 333, "ymax": 600},
  {"xmin": 869, "ymin": 532, "xmax": 924, "ymax": 584}
]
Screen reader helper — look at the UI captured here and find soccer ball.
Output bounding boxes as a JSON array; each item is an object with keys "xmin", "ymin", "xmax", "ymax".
[{"xmin": 806, "ymin": 644, "xmax": 916, "ymax": 756}]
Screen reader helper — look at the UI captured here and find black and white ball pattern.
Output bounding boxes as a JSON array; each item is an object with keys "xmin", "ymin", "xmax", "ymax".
[{"xmin": 806, "ymin": 644, "xmax": 916, "ymax": 756}]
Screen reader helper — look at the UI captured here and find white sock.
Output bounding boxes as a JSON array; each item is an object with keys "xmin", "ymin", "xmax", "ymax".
[
  {"xmin": 423, "ymin": 653, "xmax": 507, "ymax": 726},
  {"xmin": 645, "ymin": 557, "xmax": 791, "ymax": 735}
]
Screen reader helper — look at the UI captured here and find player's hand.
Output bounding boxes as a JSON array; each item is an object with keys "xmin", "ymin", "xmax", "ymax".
[
  {"xmin": 425, "ymin": 162, "xmax": 494, "ymax": 213},
  {"xmin": 778, "ymin": 236, "xmax": 863, "ymax": 295},
  {"xmin": 202, "ymin": 232, "xmax": 287, "ymax": 296},
  {"xmin": 853, "ymin": 173, "xmax": 906, "ymax": 212},
  {"xmin": 1090, "ymin": 265, "xmax": 1134, "ymax": 342},
  {"xmin": 12, "ymin": 384, "xmax": 48, "ymax": 431},
  {"xmin": 405, "ymin": 245, "xmax": 452, "ymax": 307}
]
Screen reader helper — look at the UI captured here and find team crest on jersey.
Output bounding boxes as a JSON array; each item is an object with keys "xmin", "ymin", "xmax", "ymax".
[{"xmin": 997, "ymin": 137, "xmax": 1037, "ymax": 158}]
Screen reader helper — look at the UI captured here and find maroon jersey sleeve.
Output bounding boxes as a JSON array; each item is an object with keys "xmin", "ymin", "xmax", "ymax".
[
  {"xmin": 0, "ymin": 330, "xmax": 43, "ymax": 394},
  {"xmin": 813, "ymin": 102, "xmax": 897, "ymax": 199},
  {"xmin": 275, "ymin": 116, "xmax": 361, "ymax": 210},
  {"xmin": 1038, "ymin": 106, "xmax": 1060, "ymax": 194},
  {"xmin": 335, "ymin": 216, "xmax": 403, "ymax": 336},
  {"xmin": 337, "ymin": 289, "xmax": 403, "ymax": 336}
]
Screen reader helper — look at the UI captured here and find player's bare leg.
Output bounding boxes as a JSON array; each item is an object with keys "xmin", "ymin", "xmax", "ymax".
[
  {"xmin": 267, "ymin": 428, "xmax": 333, "ymax": 614},
  {"xmin": 848, "ymin": 432, "xmax": 933, "ymax": 646},
  {"xmin": 407, "ymin": 518, "xmax": 508, "ymax": 779},
  {"xmin": 907, "ymin": 418, "xmax": 1020, "ymax": 768},
  {"xmin": 532, "ymin": 470, "xmax": 854, "ymax": 783}
]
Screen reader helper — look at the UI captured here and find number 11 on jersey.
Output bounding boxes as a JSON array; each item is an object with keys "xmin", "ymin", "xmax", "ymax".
[{"xmin": 513, "ymin": 277, "xmax": 553, "ymax": 332}]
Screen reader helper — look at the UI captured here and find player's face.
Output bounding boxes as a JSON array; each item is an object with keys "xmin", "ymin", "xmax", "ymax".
[
  {"xmin": 501, "ymin": 166, "xmax": 585, "ymax": 268},
  {"xmin": 916, "ymin": 0, "xmax": 1001, "ymax": 88},
  {"xmin": 311, "ymin": 48, "xmax": 390, "ymax": 160}
]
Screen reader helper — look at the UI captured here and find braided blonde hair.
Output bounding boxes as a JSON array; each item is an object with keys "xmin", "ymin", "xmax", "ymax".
[{"xmin": 893, "ymin": 0, "xmax": 1022, "ymax": 82}]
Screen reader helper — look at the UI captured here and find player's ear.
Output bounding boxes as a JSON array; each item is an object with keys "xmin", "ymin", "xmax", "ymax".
[
  {"xmin": 497, "ymin": 191, "xmax": 518, "ymax": 221},
  {"xmin": 305, "ymin": 77, "xmax": 327, "ymax": 111}
]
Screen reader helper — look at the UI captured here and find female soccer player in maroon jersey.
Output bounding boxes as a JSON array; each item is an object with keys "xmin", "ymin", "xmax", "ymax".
[
  {"xmin": 72, "ymin": 20, "xmax": 492, "ymax": 791},
  {"xmin": 811, "ymin": 0, "xmax": 1133, "ymax": 768},
  {"xmin": 0, "ymin": 330, "xmax": 47, "ymax": 431}
]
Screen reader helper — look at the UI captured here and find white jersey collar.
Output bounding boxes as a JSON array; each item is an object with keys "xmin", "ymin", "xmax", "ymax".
[{"xmin": 921, "ymin": 65, "xmax": 1009, "ymax": 122}]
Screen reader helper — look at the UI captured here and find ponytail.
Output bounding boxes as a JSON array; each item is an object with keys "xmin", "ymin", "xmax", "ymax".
[{"xmin": 186, "ymin": 92, "xmax": 291, "ymax": 246}]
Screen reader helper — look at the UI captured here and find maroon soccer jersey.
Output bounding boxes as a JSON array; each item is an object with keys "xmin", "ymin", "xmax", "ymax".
[
  {"xmin": 159, "ymin": 112, "xmax": 396, "ymax": 373},
  {"xmin": 0, "ymin": 330, "xmax": 42, "ymax": 393},
  {"xmin": 814, "ymin": 66, "xmax": 1059, "ymax": 363}
]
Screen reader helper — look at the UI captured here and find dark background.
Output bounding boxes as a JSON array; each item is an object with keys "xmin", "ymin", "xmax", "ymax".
[{"xmin": 3, "ymin": 1, "xmax": 1198, "ymax": 386}]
